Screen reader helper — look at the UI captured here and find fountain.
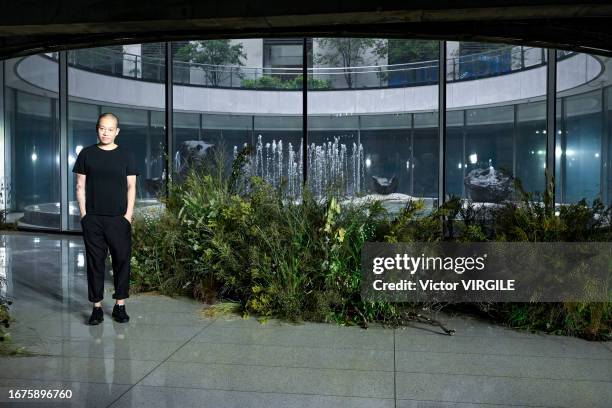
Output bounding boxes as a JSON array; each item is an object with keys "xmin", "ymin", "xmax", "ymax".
[
  {"xmin": 233, "ymin": 135, "xmax": 365, "ymax": 199},
  {"xmin": 230, "ymin": 135, "xmax": 439, "ymax": 215}
]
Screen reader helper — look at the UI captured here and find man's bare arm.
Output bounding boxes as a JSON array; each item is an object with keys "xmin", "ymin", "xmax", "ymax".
[
  {"xmin": 125, "ymin": 175, "xmax": 136, "ymax": 221},
  {"xmin": 76, "ymin": 174, "xmax": 86, "ymax": 218}
]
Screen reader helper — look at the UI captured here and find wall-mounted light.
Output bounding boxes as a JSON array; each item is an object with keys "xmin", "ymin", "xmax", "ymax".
[
  {"xmin": 365, "ymin": 158, "xmax": 371, "ymax": 169},
  {"xmin": 469, "ymin": 153, "xmax": 477, "ymax": 164},
  {"xmin": 75, "ymin": 145, "xmax": 83, "ymax": 155}
]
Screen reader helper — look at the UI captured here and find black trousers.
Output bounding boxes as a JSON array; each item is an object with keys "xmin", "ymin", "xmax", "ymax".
[{"xmin": 81, "ymin": 214, "xmax": 132, "ymax": 303}]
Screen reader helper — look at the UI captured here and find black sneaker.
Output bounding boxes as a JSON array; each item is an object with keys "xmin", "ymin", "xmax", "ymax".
[
  {"xmin": 112, "ymin": 304, "xmax": 130, "ymax": 323},
  {"xmin": 88, "ymin": 306, "xmax": 104, "ymax": 325}
]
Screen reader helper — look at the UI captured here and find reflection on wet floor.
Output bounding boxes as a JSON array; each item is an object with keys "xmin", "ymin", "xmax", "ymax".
[{"xmin": 0, "ymin": 232, "xmax": 611, "ymax": 408}]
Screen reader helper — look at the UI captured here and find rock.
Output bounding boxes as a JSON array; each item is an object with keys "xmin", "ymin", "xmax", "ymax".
[
  {"xmin": 372, "ymin": 175, "xmax": 398, "ymax": 195},
  {"xmin": 174, "ymin": 140, "xmax": 215, "ymax": 182},
  {"xmin": 464, "ymin": 166, "xmax": 512, "ymax": 203}
]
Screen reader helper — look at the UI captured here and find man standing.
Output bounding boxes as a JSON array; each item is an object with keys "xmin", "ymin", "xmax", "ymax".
[{"xmin": 72, "ymin": 113, "xmax": 139, "ymax": 325}]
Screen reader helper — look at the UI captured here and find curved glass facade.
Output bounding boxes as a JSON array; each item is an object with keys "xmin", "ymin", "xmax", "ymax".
[{"xmin": 2, "ymin": 39, "xmax": 611, "ymax": 231}]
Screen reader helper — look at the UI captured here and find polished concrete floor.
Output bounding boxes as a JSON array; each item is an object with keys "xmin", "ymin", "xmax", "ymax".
[{"xmin": 1, "ymin": 231, "xmax": 611, "ymax": 407}]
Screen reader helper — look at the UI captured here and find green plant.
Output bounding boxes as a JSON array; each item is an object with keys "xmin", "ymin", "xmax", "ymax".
[
  {"xmin": 0, "ymin": 209, "xmax": 18, "ymax": 231},
  {"xmin": 315, "ymin": 38, "xmax": 382, "ymax": 88},
  {"xmin": 242, "ymin": 75, "xmax": 286, "ymax": 89},
  {"xmin": 493, "ymin": 177, "xmax": 611, "ymax": 242},
  {"xmin": 480, "ymin": 302, "xmax": 611, "ymax": 340},
  {"xmin": 0, "ymin": 279, "xmax": 11, "ymax": 343},
  {"xmin": 175, "ymin": 40, "xmax": 247, "ymax": 86},
  {"xmin": 241, "ymin": 74, "xmax": 330, "ymax": 90},
  {"xmin": 130, "ymin": 153, "xmax": 611, "ymax": 339},
  {"xmin": 130, "ymin": 209, "xmax": 187, "ymax": 296},
  {"xmin": 0, "ymin": 277, "xmax": 32, "ymax": 356}
]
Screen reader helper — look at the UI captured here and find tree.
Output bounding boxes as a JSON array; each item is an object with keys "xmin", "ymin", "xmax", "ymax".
[
  {"xmin": 373, "ymin": 40, "xmax": 439, "ymax": 86},
  {"xmin": 374, "ymin": 39, "xmax": 439, "ymax": 64},
  {"xmin": 175, "ymin": 40, "xmax": 247, "ymax": 87},
  {"xmin": 71, "ymin": 46, "xmax": 124, "ymax": 75},
  {"xmin": 315, "ymin": 38, "xmax": 382, "ymax": 89}
]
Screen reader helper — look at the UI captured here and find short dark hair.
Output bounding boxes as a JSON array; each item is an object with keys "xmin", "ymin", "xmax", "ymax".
[{"xmin": 97, "ymin": 112, "xmax": 119, "ymax": 128}]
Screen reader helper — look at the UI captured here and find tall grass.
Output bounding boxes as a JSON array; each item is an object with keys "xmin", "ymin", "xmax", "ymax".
[{"xmin": 130, "ymin": 148, "xmax": 611, "ymax": 338}]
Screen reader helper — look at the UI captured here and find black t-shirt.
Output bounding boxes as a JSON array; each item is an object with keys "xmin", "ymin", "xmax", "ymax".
[{"xmin": 72, "ymin": 144, "xmax": 140, "ymax": 216}]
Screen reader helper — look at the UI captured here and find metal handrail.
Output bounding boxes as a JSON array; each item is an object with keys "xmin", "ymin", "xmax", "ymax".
[{"xmin": 46, "ymin": 44, "xmax": 567, "ymax": 90}]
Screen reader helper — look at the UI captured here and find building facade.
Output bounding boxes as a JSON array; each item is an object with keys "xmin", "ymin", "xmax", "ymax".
[{"xmin": 2, "ymin": 39, "xmax": 611, "ymax": 231}]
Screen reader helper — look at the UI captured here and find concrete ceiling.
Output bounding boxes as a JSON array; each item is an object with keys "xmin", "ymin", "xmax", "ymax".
[{"xmin": 1, "ymin": 1, "xmax": 611, "ymax": 59}]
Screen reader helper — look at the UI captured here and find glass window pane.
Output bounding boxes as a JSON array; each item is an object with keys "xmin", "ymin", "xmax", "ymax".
[
  {"xmin": 556, "ymin": 51, "xmax": 609, "ymax": 204},
  {"xmin": 173, "ymin": 39, "xmax": 298, "ymax": 195},
  {"xmin": 68, "ymin": 44, "xmax": 166, "ymax": 231},
  {"xmin": 446, "ymin": 41, "xmax": 547, "ymax": 202},
  {"xmin": 4, "ymin": 55, "xmax": 60, "ymax": 229},
  {"xmin": 309, "ymin": 38, "xmax": 439, "ymax": 211},
  {"xmin": 516, "ymin": 101, "xmax": 546, "ymax": 194}
]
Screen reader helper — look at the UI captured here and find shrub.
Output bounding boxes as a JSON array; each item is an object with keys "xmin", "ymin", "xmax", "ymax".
[
  {"xmin": 130, "ymin": 154, "xmax": 611, "ymax": 338},
  {"xmin": 0, "ymin": 275, "xmax": 30, "ymax": 355},
  {"xmin": 242, "ymin": 74, "xmax": 331, "ymax": 90}
]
